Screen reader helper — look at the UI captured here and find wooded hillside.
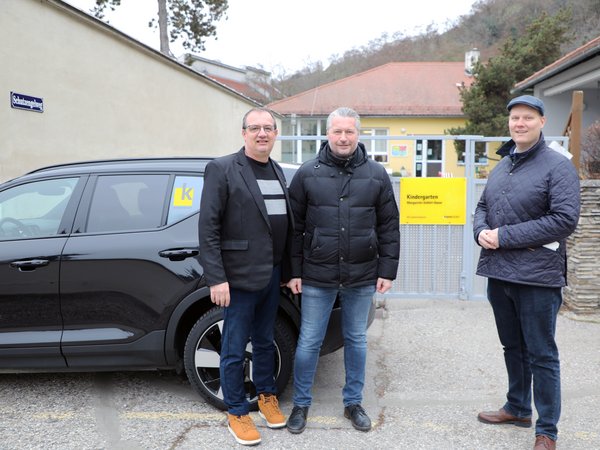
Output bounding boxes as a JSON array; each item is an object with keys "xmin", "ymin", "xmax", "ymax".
[{"xmin": 273, "ymin": 0, "xmax": 600, "ymax": 98}]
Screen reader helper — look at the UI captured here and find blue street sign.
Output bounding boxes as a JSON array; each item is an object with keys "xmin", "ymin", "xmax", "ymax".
[{"xmin": 10, "ymin": 92, "xmax": 44, "ymax": 113}]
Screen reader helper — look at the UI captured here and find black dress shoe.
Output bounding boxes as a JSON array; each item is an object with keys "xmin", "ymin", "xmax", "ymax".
[
  {"xmin": 286, "ymin": 406, "xmax": 309, "ymax": 434},
  {"xmin": 344, "ymin": 404, "xmax": 371, "ymax": 431}
]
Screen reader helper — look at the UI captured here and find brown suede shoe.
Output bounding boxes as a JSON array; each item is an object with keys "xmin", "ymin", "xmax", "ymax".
[
  {"xmin": 534, "ymin": 434, "xmax": 556, "ymax": 450},
  {"xmin": 477, "ymin": 407, "xmax": 532, "ymax": 427}
]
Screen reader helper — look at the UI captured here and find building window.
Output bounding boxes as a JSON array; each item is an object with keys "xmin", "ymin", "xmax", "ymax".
[
  {"xmin": 280, "ymin": 120, "xmax": 295, "ymax": 164},
  {"xmin": 457, "ymin": 141, "xmax": 489, "ymax": 165},
  {"xmin": 362, "ymin": 128, "xmax": 388, "ymax": 163},
  {"xmin": 281, "ymin": 117, "xmax": 326, "ymax": 163},
  {"xmin": 415, "ymin": 139, "xmax": 444, "ymax": 177}
]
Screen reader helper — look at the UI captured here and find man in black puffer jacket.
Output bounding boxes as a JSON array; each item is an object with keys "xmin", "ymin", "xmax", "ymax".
[
  {"xmin": 285, "ymin": 107, "xmax": 399, "ymax": 434},
  {"xmin": 473, "ymin": 95, "xmax": 580, "ymax": 450}
]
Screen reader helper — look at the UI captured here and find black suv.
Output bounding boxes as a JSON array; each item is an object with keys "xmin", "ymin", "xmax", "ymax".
[{"xmin": 0, "ymin": 158, "xmax": 375, "ymax": 410}]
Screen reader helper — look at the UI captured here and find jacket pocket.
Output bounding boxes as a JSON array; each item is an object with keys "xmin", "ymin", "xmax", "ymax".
[
  {"xmin": 306, "ymin": 228, "xmax": 338, "ymax": 264},
  {"xmin": 221, "ymin": 240, "xmax": 249, "ymax": 250},
  {"xmin": 349, "ymin": 229, "xmax": 378, "ymax": 262}
]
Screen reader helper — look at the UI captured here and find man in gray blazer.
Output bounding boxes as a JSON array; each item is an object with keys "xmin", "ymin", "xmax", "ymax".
[{"xmin": 198, "ymin": 107, "xmax": 293, "ymax": 446}]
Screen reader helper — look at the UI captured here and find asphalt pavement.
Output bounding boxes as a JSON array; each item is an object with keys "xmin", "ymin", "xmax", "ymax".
[
  {"xmin": 0, "ymin": 298, "xmax": 598, "ymax": 449},
  {"xmin": 176, "ymin": 298, "xmax": 600, "ymax": 449}
]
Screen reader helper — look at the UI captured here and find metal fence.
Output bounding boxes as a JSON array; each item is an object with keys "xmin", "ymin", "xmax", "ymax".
[
  {"xmin": 280, "ymin": 134, "xmax": 570, "ymax": 300},
  {"xmin": 389, "ymin": 135, "xmax": 569, "ymax": 300},
  {"xmin": 391, "ymin": 176, "xmax": 486, "ymax": 300}
]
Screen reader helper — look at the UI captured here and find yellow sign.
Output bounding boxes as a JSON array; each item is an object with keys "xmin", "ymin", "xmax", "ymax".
[
  {"xmin": 173, "ymin": 185, "xmax": 194, "ymax": 207},
  {"xmin": 400, "ymin": 178, "xmax": 466, "ymax": 224}
]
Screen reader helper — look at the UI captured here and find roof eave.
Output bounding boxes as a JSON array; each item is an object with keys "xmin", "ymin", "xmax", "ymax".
[{"xmin": 513, "ymin": 39, "xmax": 600, "ymax": 92}]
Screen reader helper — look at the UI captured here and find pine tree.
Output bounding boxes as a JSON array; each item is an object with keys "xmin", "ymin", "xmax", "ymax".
[
  {"xmin": 447, "ymin": 9, "xmax": 573, "ymax": 159},
  {"xmin": 91, "ymin": 0, "xmax": 228, "ymax": 56}
]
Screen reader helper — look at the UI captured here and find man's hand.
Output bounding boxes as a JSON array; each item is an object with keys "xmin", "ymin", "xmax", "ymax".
[
  {"xmin": 478, "ymin": 228, "xmax": 499, "ymax": 249},
  {"xmin": 210, "ymin": 282, "xmax": 230, "ymax": 307},
  {"xmin": 287, "ymin": 277, "xmax": 302, "ymax": 294},
  {"xmin": 376, "ymin": 278, "xmax": 392, "ymax": 294}
]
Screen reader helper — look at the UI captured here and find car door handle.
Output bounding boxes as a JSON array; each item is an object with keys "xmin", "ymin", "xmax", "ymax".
[
  {"xmin": 9, "ymin": 259, "xmax": 50, "ymax": 271},
  {"xmin": 158, "ymin": 249, "xmax": 199, "ymax": 261}
]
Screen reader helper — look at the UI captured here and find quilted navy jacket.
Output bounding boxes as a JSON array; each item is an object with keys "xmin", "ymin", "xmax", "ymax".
[
  {"xmin": 473, "ymin": 134, "xmax": 580, "ymax": 287},
  {"xmin": 288, "ymin": 142, "xmax": 400, "ymax": 288}
]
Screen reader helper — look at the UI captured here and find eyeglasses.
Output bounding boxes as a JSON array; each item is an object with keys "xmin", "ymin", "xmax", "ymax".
[{"xmin": 244, "ymin": 125, "xmax": 276, "ymax": 134}]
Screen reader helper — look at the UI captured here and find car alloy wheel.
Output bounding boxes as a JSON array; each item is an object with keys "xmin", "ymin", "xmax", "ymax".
[{"xmin": 183, "ymin": 306, "xmax": 295, "ymax": 410}]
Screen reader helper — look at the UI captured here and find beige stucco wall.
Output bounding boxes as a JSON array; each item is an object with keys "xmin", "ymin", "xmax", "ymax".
[{"xmin": 1, "ymin": 0, "xmax": 279, "ymax": 182}]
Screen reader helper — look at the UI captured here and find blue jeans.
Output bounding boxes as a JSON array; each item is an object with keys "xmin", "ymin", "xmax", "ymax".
[
  {"xmin": 220, "ymin": 265, "xmax": 280, "ymax": 416},
  {"xmin": 487, "ymin": 278, "xmax": 562, "ymax": 440},
  {"xmin": 293, "ymin": 283, "xmax": 375, "ymax": 408}
]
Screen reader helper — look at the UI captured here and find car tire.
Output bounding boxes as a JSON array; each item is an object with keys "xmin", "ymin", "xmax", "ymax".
[{"xmin": 183, "ymin": 306, "xmax": 296, "ymax": 411}]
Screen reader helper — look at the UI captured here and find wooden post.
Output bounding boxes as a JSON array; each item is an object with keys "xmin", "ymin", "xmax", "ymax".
[{"xmin": 567, "ymin": 91, "xmax": 584, "ymax": 174}]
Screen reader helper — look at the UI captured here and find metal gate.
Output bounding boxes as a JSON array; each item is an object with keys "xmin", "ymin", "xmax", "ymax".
[
  {"xmin": 385, "ymin": 135, "xmax": 569, "ymax": 300},
  {"xmin": 279, "ymin": 133, "xmax": 570, "ymax": 300}
]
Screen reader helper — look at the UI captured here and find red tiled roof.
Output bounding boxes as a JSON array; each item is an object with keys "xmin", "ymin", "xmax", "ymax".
[
  {"xmin": 514, "ymin": 36, "xmax": 600, "ymax": 91},
  {"xmin": 268, "ymin": 62, "xmax": 472, "ymax": 116},
  {"xmin": 207, "ymin": 74, "xmax": 272, "ymax": 103},
  {"xmin": 208, "ymin": 75, "xmax": 251, "ymax": 95}
]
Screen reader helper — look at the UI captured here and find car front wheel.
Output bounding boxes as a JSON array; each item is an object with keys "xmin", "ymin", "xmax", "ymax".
[{"xmin": 183, "ymin": 306, "xmax": 295, "ymax": 410}]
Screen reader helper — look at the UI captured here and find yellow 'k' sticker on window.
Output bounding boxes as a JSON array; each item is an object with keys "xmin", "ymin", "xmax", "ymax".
[{"xmin": 173, "ymin": 184, "xmax": 194, "ymax": 207}]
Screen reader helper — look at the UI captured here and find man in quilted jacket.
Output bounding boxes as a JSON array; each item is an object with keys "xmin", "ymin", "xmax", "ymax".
[{"xmin": 473, "ymin": 95, "xmax": 580, "ymax": 450}]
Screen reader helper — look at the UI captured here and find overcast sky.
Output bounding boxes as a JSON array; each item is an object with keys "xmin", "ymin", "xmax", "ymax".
[{"xmin": 66, "ymin": 0, "xmax": 478, "ymax": 75}]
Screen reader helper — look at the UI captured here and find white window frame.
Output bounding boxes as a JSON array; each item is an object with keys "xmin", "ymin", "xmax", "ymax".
[{"xmin": 361, "ymin": 128, "xmax": 389, "ymax": 163}]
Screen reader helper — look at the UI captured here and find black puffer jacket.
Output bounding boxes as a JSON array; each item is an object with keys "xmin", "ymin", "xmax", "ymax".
[
  {"xmin": 473, "ymin": 134, "xmax": 580, "ymax": 287},
  {"xmin": 289, "ymin": 142, "xmax": 400, "ymax": 288}
]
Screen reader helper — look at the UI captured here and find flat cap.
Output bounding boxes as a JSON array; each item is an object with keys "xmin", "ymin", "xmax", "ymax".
[{"xmin": 507, "ymin": 95, "xmax": 545, "ymax": 116}]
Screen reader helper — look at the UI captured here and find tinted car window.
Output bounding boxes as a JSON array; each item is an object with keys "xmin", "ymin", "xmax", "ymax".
[
  {"xmin": 86, "ymin": 174, "xmax": 169, "ymax": 232},
  {"xmin": 167, "ymin": 175, "xmax": 203, "ymax": 224},
  {"xmin": 0, "ymin": 178, "xmax": 78, "ymax": 240}
]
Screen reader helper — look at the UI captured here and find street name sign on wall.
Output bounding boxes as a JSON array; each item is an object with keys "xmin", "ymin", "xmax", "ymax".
[
  {"xmin": 400, "ymin": 177, "xmax": 467, "ymax": 225},
  {"xmin": 10, "ymin": 92, "xmax": 44, "ymax": 113}
]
